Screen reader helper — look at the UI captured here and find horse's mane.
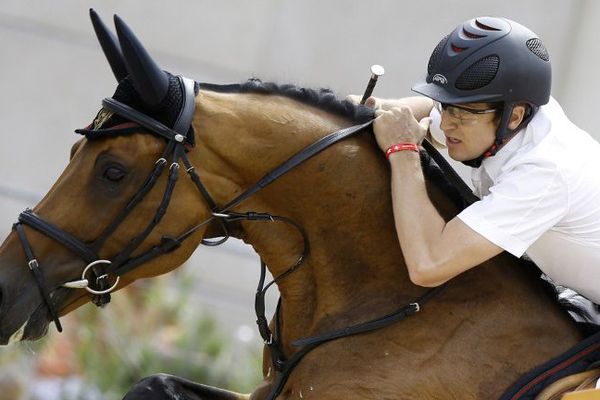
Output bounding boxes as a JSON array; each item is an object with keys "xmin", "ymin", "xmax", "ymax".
[
  {"xmin": 198, "ymin": 79, "xmax": 470, "ymax": 209},
  {"xmin": 199, "ymin": 79, "xmax": 474, "ymax": 206},
  {"xmin": 197, "ymin": 79, "xmax": 375, "ymax": 124}
]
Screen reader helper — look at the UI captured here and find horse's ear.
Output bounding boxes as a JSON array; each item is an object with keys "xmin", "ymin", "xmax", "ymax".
[
  {"xmin": 113, "ymin": 14, "xmax": 169, "ymax": 108},
  {"xmin": 89, "ymin": 9, "xmax": 127, "ymax": 82}
]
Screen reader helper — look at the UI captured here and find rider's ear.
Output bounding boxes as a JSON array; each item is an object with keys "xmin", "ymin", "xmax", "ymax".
[
  {"xmin": 508, "ymin": 104, "xmax": 526, "ymax": 130},
  {"xmin": 70, "ymin": 138, "xmax": 85, "ymax": 160}
]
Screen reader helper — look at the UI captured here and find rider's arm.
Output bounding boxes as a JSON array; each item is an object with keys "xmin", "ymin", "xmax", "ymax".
[
  {"xmin": 373, "ymin": 106, "xmax": 503, "ymax": 287},
  {"xmin": 388, "ymin": 150, "xmax": 504, "ymax": 286}
]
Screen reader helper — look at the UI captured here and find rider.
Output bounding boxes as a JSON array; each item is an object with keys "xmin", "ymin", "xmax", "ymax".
[{"xmin": 365, "ymin": 16, "xmax": 600, "ymax": 307}]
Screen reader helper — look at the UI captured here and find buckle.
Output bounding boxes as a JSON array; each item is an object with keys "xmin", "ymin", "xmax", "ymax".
[
  {"xmin": 27, "ymin": 259, "xmax": 39, "ymax": 270},
  {"xmin": 410, "ymin": 302, "xmax": 421, "ymax": 313}
]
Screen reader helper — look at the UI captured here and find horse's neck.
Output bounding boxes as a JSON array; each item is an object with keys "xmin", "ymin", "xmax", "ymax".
[
  {"xmin": 191, "ymin": 90, "xmax": 580, "ymax": 360},
  {"xmin": 201, "ymin": 92, "xmax": 428, "ymax": 348}
]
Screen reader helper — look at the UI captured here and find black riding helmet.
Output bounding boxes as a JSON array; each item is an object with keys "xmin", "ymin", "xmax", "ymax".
[{"xmin": 412, "ymin": 17, "xmax": 551, "ymax": 167}]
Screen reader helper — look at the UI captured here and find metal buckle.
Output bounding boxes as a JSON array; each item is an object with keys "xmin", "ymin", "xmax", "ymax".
[
  {"xmin": 264, "ymin": 333, "xmax": 274, "ymax": 345},
  {"xmin": 410, "ymin": 302, "xmax": 421, "ymax": 313},
  {"xmin": 27, "ymin": 259, "xmax": 39, "ymax": 270},
  {"xmin": 62, "ymin": 260, "xmax": 120, "ymax": 295}
]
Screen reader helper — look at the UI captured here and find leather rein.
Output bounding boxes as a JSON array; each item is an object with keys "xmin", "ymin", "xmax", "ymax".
[{"xmin": 12, "ymin": 77, "xmax": 475, "ymax": 399}]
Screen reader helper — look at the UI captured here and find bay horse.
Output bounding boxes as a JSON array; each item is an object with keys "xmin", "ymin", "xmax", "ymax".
[{"xmin": 0, "ymin": 10, "xmax": 586, "ymax": 400}]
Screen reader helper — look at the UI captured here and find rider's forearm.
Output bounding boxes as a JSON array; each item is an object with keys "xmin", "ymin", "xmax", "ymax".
[{"xmin": 388, "ymin": 150, "xmax": 448, "ymax": 287}]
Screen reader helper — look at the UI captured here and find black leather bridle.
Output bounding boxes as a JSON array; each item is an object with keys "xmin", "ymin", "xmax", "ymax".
[
  {"xmin": 13, "ymin": 75, "xmax": 198, "ymax": 332},
  {"xmin": 11, "ymin": 77, "xmax": 477, "ymax": 399}
]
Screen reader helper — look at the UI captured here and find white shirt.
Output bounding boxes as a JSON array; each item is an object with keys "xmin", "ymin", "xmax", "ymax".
[{"xmin": 450, "ymin": 97, "xmax": 600, "ymax": 304}]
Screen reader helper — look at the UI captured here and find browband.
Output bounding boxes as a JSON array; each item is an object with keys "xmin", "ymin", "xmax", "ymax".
[{"xmin": 101, "ymin": 76, "xmax": 196, "ymax": 144}]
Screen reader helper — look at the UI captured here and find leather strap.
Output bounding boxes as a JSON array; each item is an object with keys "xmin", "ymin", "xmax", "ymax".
[
  {"xmin": 264, "ymin": 285, "xmax": 446, "ymax": 400},
  {"xmin": 14, "ymin": 223, "xmax": 63, "ymax": 332},
  {"xmin": 421, "ymin": 139, "xmax": 479, "ymax": 206},
  {"xmin": 219, "ymin": 120, "xmax": 373, "ymax": 213},
  {"xmin": 13, "ymin": 75, "xmax": 198, "ymax": 331},
  {"xmin": 18, "ymin": 209, "xmax": 98, "ymax": 264},
  {"xmin": 91, "ymin": 144, "xmax": 171, "ymax": 251},
  {"xmin": 102, "ymin": 98, "xmax": 188, "ymax": 143},
  {"xmin": 109, "ymin": 146, "xmax": 182, "ymax": 274},
  {"xmin": 172, "ymin": 76, "xmax": 196, "ymax": 135}
]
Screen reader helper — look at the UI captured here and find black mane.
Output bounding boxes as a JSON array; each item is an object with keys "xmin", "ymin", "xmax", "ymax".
[{"xmin": 198, "ymin": 79, "xmax": 375, "ymax": 124}]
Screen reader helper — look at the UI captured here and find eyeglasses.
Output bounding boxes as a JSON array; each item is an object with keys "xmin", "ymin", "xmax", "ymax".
[{"xmin": 433, "ymin": 101, "xmax": 498, "ymax": 125}]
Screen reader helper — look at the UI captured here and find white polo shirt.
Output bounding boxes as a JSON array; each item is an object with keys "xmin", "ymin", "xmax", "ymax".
[{"xmin": 452, "ymin": 97, "xmax": 600, "ymax": 304}]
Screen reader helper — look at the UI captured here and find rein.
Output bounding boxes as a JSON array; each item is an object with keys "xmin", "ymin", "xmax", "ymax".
[{"xmin": 12, "ymin": 79, "xmax": 476, "ymax": 399}]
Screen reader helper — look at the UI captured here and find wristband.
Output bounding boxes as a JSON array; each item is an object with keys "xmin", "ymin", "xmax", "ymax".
[{"xmin": 385, "ymin": 143, "xmax": 419, "ymax": 159}]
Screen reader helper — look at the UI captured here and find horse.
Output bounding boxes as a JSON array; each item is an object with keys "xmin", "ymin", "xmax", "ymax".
[{"xmin": 0, "ymin": 10, "xmax": 587, "ymax": 400}]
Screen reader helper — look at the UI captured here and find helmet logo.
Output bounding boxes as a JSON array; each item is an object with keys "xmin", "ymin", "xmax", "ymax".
[{"xmin": 432, "ymin": 74, "xmax": 448, "ymax": 85}]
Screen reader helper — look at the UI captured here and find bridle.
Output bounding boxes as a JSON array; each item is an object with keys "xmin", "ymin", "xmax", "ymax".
[
  {"xmin": 13, "ymin": 75, "xmax": 198, "ymax": 332},
  {"xmin": 11, "ymin": 76, "xmax": 476, "ymax": 399}
]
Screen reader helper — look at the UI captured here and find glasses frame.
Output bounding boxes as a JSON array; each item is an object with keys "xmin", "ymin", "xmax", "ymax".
[
  {"xmin": 434, "ymin": 101, "xmax": 499, "ymax": 125},
  {"xmin": 435, "ymin": 102, "xmax": 498, "ymax": 115}
]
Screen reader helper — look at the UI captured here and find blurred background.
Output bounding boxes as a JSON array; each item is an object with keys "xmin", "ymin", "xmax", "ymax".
[{"xmin": 1, "ymin": 1, "xmax": 599, "ymax": 398}]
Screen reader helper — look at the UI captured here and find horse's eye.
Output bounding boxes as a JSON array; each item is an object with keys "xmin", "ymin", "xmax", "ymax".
[{"xmin": 103, "ymin": 166, "xmax": 126, "ymax": 182}]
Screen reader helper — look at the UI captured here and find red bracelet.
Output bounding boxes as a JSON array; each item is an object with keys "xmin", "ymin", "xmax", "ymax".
[{"xmin": 385, "ymin": 143, "xmax": 420, "ymax": 159}]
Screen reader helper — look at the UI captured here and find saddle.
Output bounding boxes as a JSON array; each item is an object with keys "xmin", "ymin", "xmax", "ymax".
[
  {"xmin": 501, "ymin": 330, "xmax": 600, "ymax": 400},
  {"xmin": 536, "ymin": 369, "xmax": 600, "ymax": 399},
  {"xmin": 562, "ymin": 389, "xmax": 600, "ymax": 400}
]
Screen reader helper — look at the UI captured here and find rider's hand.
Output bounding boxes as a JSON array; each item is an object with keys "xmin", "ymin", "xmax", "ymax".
[{"xmin": 373, "ymin": 106, "xmax": 432, "ymax": 152}]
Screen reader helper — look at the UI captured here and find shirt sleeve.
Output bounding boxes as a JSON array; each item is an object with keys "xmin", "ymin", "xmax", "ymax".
[{"xmin": 457, "ymin": 162, "xmax": 569, "ymax": 257}]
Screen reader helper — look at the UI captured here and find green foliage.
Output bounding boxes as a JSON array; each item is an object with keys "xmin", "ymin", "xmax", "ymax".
[{"xmin": 70, "ymin": 270, "xmax": 263, "ymax": 399}]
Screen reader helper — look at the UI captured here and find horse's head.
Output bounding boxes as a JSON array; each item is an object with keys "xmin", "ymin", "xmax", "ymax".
[{"xmin": 0, "ymin": 11, "xmax": 215, "ymax": 344}]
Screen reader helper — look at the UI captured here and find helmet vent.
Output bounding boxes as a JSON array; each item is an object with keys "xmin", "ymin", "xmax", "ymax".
[
  {"xmin": 475, "ymin": 19, "xmax": 502, "ymax": 31},
  {"xmin": 451, "ymin": 44, "xmax": 467, "ymax": 53},
  {"xmin": 462, "ymin": 28, "xmax": 485, "ymax": 39},
  {"xmin": 526, "ymin": 38, "xmax": 549, "ymax": 61},
  {"xmin": 427, "ymin": 34, "xmax": 449, "ymax": 76},
  {"xmin": 455, "ymin": 55, "xmax": 500, "ymax": 90}
]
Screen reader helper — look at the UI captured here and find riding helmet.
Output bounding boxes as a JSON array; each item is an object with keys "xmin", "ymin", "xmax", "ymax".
[{"xmin": 412, "ymin": 17, "xmax": 551, "ymax": 166}]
